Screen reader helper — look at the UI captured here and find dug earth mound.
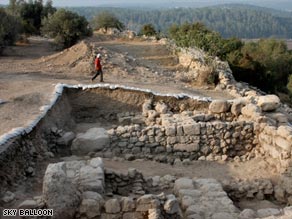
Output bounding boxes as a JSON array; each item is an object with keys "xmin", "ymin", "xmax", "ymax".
[{"xmin": 1, "ymin": 36, "xmax": 292, "ymax": 219}]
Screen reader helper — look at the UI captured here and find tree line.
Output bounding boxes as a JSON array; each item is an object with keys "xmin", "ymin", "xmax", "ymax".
[{"xmin": 70, "ymin": 5, "xmax": 292, "ymax": 39}]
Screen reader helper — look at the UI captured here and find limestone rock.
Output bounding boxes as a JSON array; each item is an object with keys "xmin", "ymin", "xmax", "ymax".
[
  {"xmin": 231, "ymin": 99, "xmax": 245, "ymax": 116},
  {"xmin": 274, "ymin": 185, "xmax": 286, "ymax": 203},
  {"xmin": 164, "ymin": 195, "xmax": 180, "ymax": 214},
  {"xmin": 43, "ymin": 162, "xmax": 80, "ymax": 219},
  {"xmin": 57, "ymin": 131, "xmax": 75, "ymax": 146},
  {"xmin": 241, "ymin": 104, "xmax": 261, "ymax": 118},
  {"xmin": 79, "ymin": 165, "xmax": 104, "ymax": 193},
  {"xmin": 212, "ymin": 212, "xmax": 234, "ymax": 219},
  {"xmin": 257, "ymin": 208, "xmax": 281, "ymax": 218},
  {"xmin": 142, "ymin": 99, "xmax": 152, "ymax": 116},
  {"xmin": 71, "ymin": 128, "xmax": 109, "ymax": 155},
  {"xmin": 277, "ymin": 126, "xmax": 292, "ymax": 138},
  {"xmin": 209, "ymin": 100, "xmax": 230, "ymax": 113},
  {"xmin": 122, "ymin": 212, "xmax": 144, "ymax": 219},
  {"xmin": 148, "ymin": 208, "xmax": 162, "ymax": 219},
  {"xmin": 183, "ymin": 123, "xmax": 200, "ymax": 135},
  {"xmin": 257, "ymin": 95, "xmax": 280, "ymax": 111},
  {"xmin": 173, "ymin": 142, "xmax": 200, "ymax": 152},
  {"xmin": 79, "ymin": 198, "xmax": 103, "ymax": 218},
  {"xmin": 174, "ymin": 178, "xmax": 194, "ymax": 195},
  {"xmin": 155, "ymin": 102, "xmax": 168, "ymax": 114},
  {"xmin": 136, "ymin": 194, "xmax": 159, "ymax": 212},
  {"xmin": 105, "ymin": 199, "xmax": 121, "ymax": 214},
  {"xmin": 239, "ymin": 209, "xmax": 257, "ymax": 219},
  {"xmin": 121, "ymin": 197, "xmax": 136, "ymax": 212}
]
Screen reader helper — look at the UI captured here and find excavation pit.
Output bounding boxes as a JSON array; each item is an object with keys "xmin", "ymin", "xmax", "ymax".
[{"xmin": 1, "ymin": 84, "xmax": 292, "ymax": 219}]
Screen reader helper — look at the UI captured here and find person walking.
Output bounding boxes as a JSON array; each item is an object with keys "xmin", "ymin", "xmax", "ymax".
[{"xmin": 92, "ymin": 53, "xmax": 104, "ymax": 82}]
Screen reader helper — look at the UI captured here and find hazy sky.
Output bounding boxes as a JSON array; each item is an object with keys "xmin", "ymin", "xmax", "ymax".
[{"xmin": 1, "ymin": 0, "xmax": 291, "ymax": 10}]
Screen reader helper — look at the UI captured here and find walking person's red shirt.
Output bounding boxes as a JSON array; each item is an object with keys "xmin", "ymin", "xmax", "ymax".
[{"xmin": 95, "ymin": 57, "xmax": 102, "ymax": 71}]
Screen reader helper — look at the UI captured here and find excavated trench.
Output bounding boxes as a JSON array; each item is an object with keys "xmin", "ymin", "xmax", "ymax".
[{"xmin": 0, "ymin": 85, "xmax": 291, "ymax": 218}]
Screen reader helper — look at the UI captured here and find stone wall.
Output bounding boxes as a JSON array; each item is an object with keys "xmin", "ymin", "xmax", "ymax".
[
  {"xmin": 0, "ymin": 92, "xmax": 74, "ymax": 195},
  {"xmin": 105, "ymin": 168, "xmax": 148, "ymax": 196},
  {"xmin": 173, "ymin": 44, "xmax": 292, "ymax": 174},
  {"xmin": 105, "ymin": 120, "xmax": 256, "ymax": 163}
]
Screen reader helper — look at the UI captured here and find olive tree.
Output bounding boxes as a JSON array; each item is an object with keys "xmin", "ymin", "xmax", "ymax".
[
  {"xmin": 41, "ymin": 9, "xmax": 92, "ymax": 49},
  {"xmin": 0, "ymin": 8, "xmax": 21, "ymax": 54},
  {"xmin": 91, "ymin": 11, "xmax": 125, "ymax": 32}
]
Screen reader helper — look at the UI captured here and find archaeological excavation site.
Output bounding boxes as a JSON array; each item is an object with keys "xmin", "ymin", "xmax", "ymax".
[{"xmin": 1, "ymin": 39, "xmax": 292, "ymax": 219}]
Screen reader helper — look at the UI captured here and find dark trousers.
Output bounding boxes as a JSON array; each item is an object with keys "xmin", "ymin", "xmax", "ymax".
[{"xmin": 92, "ymin": 70, "xmax": 103, "ymax": 82}]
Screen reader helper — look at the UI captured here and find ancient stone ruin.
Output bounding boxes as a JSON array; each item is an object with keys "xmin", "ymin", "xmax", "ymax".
[{"xmin": 1, "ymin": 49, "xmax": 292, "ymax": 219}]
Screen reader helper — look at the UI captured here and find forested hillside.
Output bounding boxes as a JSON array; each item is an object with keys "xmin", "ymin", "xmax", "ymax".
[{"xmin": 69, "ymin": 4, "xmax": 292, "ymax": 38}]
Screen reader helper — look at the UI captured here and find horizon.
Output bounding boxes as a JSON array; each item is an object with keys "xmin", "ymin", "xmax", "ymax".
[{"xmin": 0, "ymin": 0, "xmax": 292, "ymax": 11}]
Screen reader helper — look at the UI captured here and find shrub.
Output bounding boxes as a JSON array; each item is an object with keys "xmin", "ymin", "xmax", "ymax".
[
  {"xmin": 41, "ymin": 9, "xmax": 92, "ymax": 49},
  {"xmin": 139, "ymin": 24, "xmax": 157, "ymax": 37},
  {"xmin": 91, "ymin": 11, "xmax": 125, "ymax": 32},
  {"xmin": 0, "ymin": 8, "xmax": 21, "ymax": 54}
]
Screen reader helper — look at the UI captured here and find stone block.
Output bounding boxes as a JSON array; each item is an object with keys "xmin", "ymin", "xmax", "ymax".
[
  {"xmin": 79, "ymin": 198, "xmax": 103, "ymax": 218},
  {"xmin": 136, "ymin": 200, "xmax": 160, "ymax": 212},
  {"xmin": 257, "ymin": 95, "xmax": 280, "ymax": 112},
  {"xmin": 71, "ymin": 128, "xmax": 110, "ymax": 155},
  {"xmin": 174, "ymin": 178, "xmax": 194, "ymax": 195},
  {"xmin": 277, "ymin": 126, "xmax": 292, "ymax": 138},
  {"xmin": 231, "ymin": 99, "xmax": 245, "ymax": 116},
  {"xmin": 183, "ymin": 123, "xmax": 200, "ymax": 135},
  {"xmin": 57, "ymin": 132, "xmax": 76, "ymax": 146},
  {"xmin": 241, "ymin": 104, "xmax": 261, "ymax": 119},
  {"xmin": 105, "ymin": 199, "xmax": 121, "ymax": 214},
  {"xmin": 173, "ymin": 142, "xmax": 200, "ymax": 152},
  {"xmin": 262, "ymin": 142, "xmax": 281, "ymax": 159},
  {"xmin": 165, "ymin": 125, "xmax": 176, "ymax": 136},
  {"xmin": 79, "ymin": 166, "xmax": 104, "ymax": 193},
  {"xmin": 239, "ymin": 209, "xmax": 256, "ymax": 219},
  {"xmin": 268, "ymin": 113, "xmax": 288, "ymax": 124},
  {"xmin": 164, "ymin": 195, "xmax": 180, "ymax": 214},
  {"xmin": 121, "ymin": 197, "xmax": 136, "ymax": 212},
  {"xmin": 122, "ymin": 212, "xmax": 145, "ymax": 219},
  {"xmin": 186, "ymin": 205, "xmax": 204, "ymax": 216},
  {"xmin": 167, "ymin": 136, "xmax": 177, "ymax": 145},
  {"xmin": 212, "ymin": 212, "xmax": 234, "ymax": 219},
  {"xmin": 181, "ymin": 196, "xmax": 195, "ymax": 210},
  {"xmin": 259, "ymin": 133, "xmax": 272, "ymax": 145},
  {"xmin": 209, "ymin": 100, "xmax": 230, "ymax": 113},
  {"xmin": 275, "ymin": 136, "xmax": 292, "ymax": 151},
  {"xmin": 257, "ymin": 208, "xmax": 281, "ymax": 218},
  {"xmin": 101, "ymin": 213, "xmax": 122, "ymax": 219},
  {"xmin": 155, "ymin": 102, "xmax": 168, "ymax": 114},
  {"xmin": 43, "ymin": 162, "xmax": 80, "ymax": 219}
]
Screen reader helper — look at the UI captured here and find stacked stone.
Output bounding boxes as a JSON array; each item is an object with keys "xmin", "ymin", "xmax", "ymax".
[
  {"xmin": 273, "ymin": 176, "xmax": 292, "ymax": 205},
  {"xmin": 117, "ymin": 112, "xmax": 144, "ymax": 125},
  {"xmin": 107, "ymin": 118, "xmax": 256, "ymax": 162},
  {"xmin": 174, "ymin": 178, "xmax": 239, "ymax": 219},
  {"xmin": 104, "ymin": 168, "xmax": 147, "ymax": 196},
  {"xmin": 101, "ymin": 193, "xmax": 181, "ymax": 219},
  {"xmin": 42, "ymin": 157, "xmax": 105, "ymax": 219},
  {"xmin": 258, "ymin": 125, "xmax": 292, "ymax": 173},
  {"xmin": 223, "ymin": 179, "xmax": 274, "ymax": 201},
  {"xmin": 150, "ymin": 175, "xmax": 176, "ymax": 192}
]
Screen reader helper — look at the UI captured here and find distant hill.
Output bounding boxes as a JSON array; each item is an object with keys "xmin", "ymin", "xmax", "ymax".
[{"xmin": 70, "ymin": 4, "xmax": 292, "ymax": 39}]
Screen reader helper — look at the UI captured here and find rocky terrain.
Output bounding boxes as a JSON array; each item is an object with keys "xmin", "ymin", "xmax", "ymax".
[{"xmin": 0, "ymin": 34, "xmax": 292, "ymax": 219}]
